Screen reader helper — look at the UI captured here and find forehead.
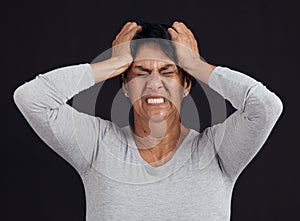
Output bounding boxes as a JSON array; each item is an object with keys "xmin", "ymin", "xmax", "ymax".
[{"xmin": 133, "ymin": 43, "xmax": 175, "ymax": 69}]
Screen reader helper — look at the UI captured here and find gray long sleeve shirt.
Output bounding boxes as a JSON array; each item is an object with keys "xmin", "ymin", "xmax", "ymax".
[{"xmin": 13, "ymin": 63, "xmax": 283, "ymax": 220}]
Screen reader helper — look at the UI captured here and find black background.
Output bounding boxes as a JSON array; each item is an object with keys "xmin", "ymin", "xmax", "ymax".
[{"xmin": 3, "ymin": 0, "xmax": 299, "ymax": 220}]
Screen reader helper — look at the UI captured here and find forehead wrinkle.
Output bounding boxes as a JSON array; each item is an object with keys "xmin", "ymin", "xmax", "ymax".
[{"xmin": 133, "ymin": 63, "xmax": 176, "ymax": 73}]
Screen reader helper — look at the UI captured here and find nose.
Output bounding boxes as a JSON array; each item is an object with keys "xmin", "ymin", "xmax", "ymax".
[{"xmin": 146, "ymin": 73, "xmax": 163, "ymax": 90}]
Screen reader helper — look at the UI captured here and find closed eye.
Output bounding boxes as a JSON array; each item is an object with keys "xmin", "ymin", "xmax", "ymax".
[
  {"xmin": 133, "ymin": 72, "xmax": 175, "ymax": 78},
  {"xmin": 161, "ymin": 72, "xmax": 175, "ymax": 76},
  {"xmin": 134, "ymin": 73, "xmax": 149, "ymax": 78}
]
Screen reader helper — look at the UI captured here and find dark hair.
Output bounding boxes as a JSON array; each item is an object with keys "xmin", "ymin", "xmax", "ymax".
[{"xmin": 120, "ymin": 22, "xmax": 196, "ymax": 89}]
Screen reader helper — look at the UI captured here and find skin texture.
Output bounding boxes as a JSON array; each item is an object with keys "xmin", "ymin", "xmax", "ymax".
[
  {"xmin": 91, "ymin": 21, "xmax": 216, "ymax": 166},
  {"xmin": 122, "ymin": 43, "xmax": 191, "ymax": 166}
]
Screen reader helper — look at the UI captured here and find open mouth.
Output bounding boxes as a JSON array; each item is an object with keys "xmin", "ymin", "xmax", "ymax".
[
  {"xmin": 146, "ymin": 97, "xmax": 165, "ymax": 104},
  {"xmin": 144, "ymin": 95, "xmax": 168, "ymax": 105}
]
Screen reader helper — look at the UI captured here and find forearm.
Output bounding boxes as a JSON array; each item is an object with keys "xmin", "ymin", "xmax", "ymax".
[
  {"xmin": 181, "ymin": 57, "xmax": 216, "ymax": 85},
  {"xmin": 13, "ymin": 55, "xmax": 132, "ymax": 113},
  {"xmin": 184, "ymin": 57, "xmax": 282, "ymax": 117},
  {"xmin": 208, "ymin": 66, "xmax": 283, "ymax": 118},
  {"xmin": 13, "ymin": 63, "xmax": 94, "ymax": 111},
  {"xmin": 91, "ymin": 57, "xmax": 132, "ymax": 84}
]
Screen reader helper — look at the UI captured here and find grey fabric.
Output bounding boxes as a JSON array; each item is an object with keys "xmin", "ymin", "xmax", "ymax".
[{"xmin": 13, "ymin": 63, "xmax": 283, "ymax": 220}]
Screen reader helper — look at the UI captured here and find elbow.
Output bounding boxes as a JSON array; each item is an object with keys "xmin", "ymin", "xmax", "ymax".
[
  {"xmin": 267, "ymin": 92, "xmax": 284, "ymax": 119},
  {"xmin": 274, "ymin": 95, "xmax": 284, "ymax": 117},
  {"xmin": 261, "ymin": 91, "xmax": 284, "ymax": 124},
  {"xmin": 257, "ymin": 83, "xmax": 284, "ymax": 120},
  {"xmin": 13, "ymin": 83, "xmax": 35, "ymax": 111},
  {"xmin": 247, "ymin": 84, "xmax": 284, "ymax": 124},
  {"xmin": 13, "ymin": 85, "xmax": 25, "ymax": 107}
]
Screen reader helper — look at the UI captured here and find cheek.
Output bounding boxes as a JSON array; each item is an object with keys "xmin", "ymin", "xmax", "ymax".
[
  {"xmin": 167, "ymin": 80, "xmax": 185, "ymax": 95},
  {"xmin": 166, "ymin": 83, "xmax": 185, "ymax": 108},
  {"xmin": 127, "ymin": 81, "xmax": 144, "ymax": 103}
]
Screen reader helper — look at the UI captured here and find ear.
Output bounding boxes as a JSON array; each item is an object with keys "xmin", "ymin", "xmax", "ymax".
[
  {"xmin": 122, "ymin": 74, "xmax": 129, "ymax": 95},
  {"xmin": 183, "ymin": 77, "xmax": 192, "ymax": 95}
]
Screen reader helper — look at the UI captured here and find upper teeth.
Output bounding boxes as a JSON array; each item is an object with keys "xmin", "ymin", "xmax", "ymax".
[{"xmin": 147, "ymin": 98, "xmax": 165, "ymax": 104}]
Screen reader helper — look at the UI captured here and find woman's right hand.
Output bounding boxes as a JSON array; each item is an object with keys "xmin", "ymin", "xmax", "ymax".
[
  {"xmin": 111, "ymin": 21, "xmax": 142, "ymax": 65},
  {"xmin": 91, "ymin": 21, "xmax": 142, "ymax": 83}
]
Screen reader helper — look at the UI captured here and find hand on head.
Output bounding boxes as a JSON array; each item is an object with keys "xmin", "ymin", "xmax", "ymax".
[
  {"xmin": 112, "ymin": 20, "xmax": 201, "ymax": 74},
  {"xmin": 111, "ymin": 21, "xmax": 142, "ymax": 63},
  {"xmin": 167, "ymin": 21, "xmax": 201, "ymax": 69}
]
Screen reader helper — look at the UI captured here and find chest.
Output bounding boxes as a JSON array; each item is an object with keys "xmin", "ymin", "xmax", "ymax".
[{"xmin": 83, "ymin": 158, "xmax": 233, "ymax": 220}]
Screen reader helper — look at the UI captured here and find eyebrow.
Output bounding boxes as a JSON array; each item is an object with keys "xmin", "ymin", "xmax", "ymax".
[{"xmin": 133, "ymin": 64, "xmax": 176, "ymax": 73}]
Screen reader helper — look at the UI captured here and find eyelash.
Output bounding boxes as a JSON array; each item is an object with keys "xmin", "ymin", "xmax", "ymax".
[
  {"xmin": 136, "ymin": 74, "xmax": 148, "ymax": 77},
  {"xmin": 162, "ymin": 72, "xmax": 174, "ymax": 75}
]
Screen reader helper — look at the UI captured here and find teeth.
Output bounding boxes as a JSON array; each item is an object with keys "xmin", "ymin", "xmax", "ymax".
[{"xmin": 146, "ymin": 98, "xmax": 165, "ymax": 104}]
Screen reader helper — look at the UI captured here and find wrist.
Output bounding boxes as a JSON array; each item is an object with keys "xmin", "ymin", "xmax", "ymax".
[
  {"xmin": 110, "ymin": 55, "xmax": 133, "ymax": 68},
  {"xmin": 90, "ymin": 57, "xmax": 133, "ymax": 84},
  {"xmin": 181, "ymin": 58, "xmax": 216, "ymax": 85}
]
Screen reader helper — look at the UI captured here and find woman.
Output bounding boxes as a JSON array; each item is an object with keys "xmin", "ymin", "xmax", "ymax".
[{"xmin": 13, "ymin": 21, "xmax": 283, "ymax": 220}]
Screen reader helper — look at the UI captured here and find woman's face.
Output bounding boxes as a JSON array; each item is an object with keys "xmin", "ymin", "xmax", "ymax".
[{"xmin": 123, "ymin": 43, "xmax": 190, "ymax": 123}]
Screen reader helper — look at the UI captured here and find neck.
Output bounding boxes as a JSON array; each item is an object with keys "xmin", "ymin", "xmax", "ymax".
[{"xmin": 130, "ymin": 114, "xmax": 189, "ymax": 165}]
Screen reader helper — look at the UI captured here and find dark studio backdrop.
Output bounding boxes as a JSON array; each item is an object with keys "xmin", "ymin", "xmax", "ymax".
[{"xmin": 3, "ymin": 0, "xmax": 299, "ymax": 220}]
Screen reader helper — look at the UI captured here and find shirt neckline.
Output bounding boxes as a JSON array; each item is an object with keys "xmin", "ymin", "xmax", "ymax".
[{"xmin": 124, "ymin": 125, "xmax": 196, "ymax": 177}]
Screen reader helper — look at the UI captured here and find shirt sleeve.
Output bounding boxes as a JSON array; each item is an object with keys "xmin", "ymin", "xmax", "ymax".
[
  {"xmin": 13, "ymin": 63, "xmax": 112, "ymax": 176},
  {"xmin": 206, "ymin": 66, "xmax": 283, "ymax": 182}
]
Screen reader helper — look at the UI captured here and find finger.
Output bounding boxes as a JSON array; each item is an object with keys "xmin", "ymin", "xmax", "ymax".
[
  {"xmin": 120, "ymin": 21, "xmax": 133, "ymax": 32},
  {"xmin": 125, "ymin": 25, "xmax": 142, "ymax": 39},
  {"xmin": 122, "ymin": 23, "xmax": 140, "ymax": 36},
  {"xmin": 172, "ymin": 21, "xmax": 186, "ymax": 34},
  {"xmin": 114, "ymin": 25, "xmax": 141, "ymax": 45},
  {"xmin": 167, "ymin": 27, "xmax": 179, "ymax": 39},
  {"xmin": 184, "ymin": 26, "xmax": 195, "ymax": 37},
  {"xmin": 173, "ymin": 21, "xmax": 193, "ymax": 36},
  {"xmin": 118, "ymin": 22, "xmax": 134, "ymax": 35},
  {"xmin": 116, "ymin": 22, "xmax": 137, "ymax": 39}
]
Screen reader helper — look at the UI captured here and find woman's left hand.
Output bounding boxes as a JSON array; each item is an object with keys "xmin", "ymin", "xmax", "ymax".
[{"xmin": 167, "ymin": 21, "xmax": 201, "ymax": 70}]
